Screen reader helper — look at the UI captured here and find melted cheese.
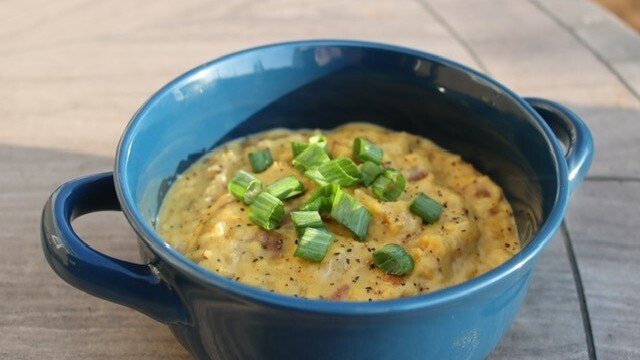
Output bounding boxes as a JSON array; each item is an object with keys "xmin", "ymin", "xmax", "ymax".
[{"xmin": 156, "ymin": 123, "xmax": 520, "ymax": 300}]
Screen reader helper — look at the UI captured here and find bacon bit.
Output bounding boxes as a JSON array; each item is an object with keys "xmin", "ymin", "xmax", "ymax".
[
  {"xmin": 329, "ymin": 284, "xmax": 350, "ymax": 300},
  {"xmin": 407, "ymin": 169, "xmax": 429, "ymax": 182},
  {"xmin": 475, "ymin": 188, "xmax": 491, "ymax": 198},
  {"xmin": 384, "ymin": 274, "xmax": 405, "ymax": 285},
  {"xmin": 257, "ymin": 229, "xmax": 284, "ymax": 258},
  {"xmin": 280, "ymin": 212, "xmax": 292, "ymax": 226}
]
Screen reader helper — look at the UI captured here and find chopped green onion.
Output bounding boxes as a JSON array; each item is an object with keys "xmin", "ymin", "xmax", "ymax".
[
  {"xmin": 371, "ymin": 168, "xmax": 406, "ymax": 201},
  {"xmin": 330, "ymin": 188, "xmax": 372, "ymax": 241},
  {"xmin": 266, "ymin": 175, "xmax": 305, "ymax": 200},
  {"xmin": 410, "ymin": 192, "xmax": 443, "ymax": 224},
  {"xmin": 290, "ymin": 211, "xmax": 325, "ymax": 237},
  {"xmin": 294, "ymin": 227, "xmax": 334, "ymax": 262},
  {"xmin": 360, "ymin": 161, "xmax": 384, "ymax": 186},
  {"xmin": 353, "ymin": 137, "xmax": 383, "ymax": 165},
  {"xmin": 292, "ymin": 144, "xmax": 330, "ymax": 172},
  {"xmin": 248, "ymin": 192, "xmax": 285, "ymax": 230},
  {"xmin": 317, "ymin": 157, "xmax": 362, "ymax": 187},
  {"xmin": 301, "ymin": 183, "xmax": 339, "ymax": 213},
  {"xmin": 373, "ymin": 244, "xmax": 414, "ymax": 275},
  {"xmin": 305, "ymin": 168, "xmax": 330, "ymax": 186},
  {"xmin": 309, "ymin": 133, "xmax": 330, "ymax": 154},
  {"xmin": 291, "ymin": 141, "xmax": 309, "ymax": 157},
  {"xmin": 227, "ymin": 170, "xmax": 262, "ymax": 205},
  {"xmin": 248, "ymin": 148, "xmax": 273, "ymax": 173}
]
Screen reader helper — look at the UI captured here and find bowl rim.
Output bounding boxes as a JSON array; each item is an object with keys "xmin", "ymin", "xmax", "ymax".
[{"xmin": 114, "ymin": 39, "xmax": 569, "ymax": 315}]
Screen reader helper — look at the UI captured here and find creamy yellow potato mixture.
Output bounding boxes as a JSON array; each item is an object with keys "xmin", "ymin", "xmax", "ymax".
[{"xmin": 156, "ymin": 123, "xmax": 520, "ymax": 300}]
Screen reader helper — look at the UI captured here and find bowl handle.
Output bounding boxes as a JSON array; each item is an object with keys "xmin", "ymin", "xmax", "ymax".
[
  {"xmin": 524, "ymin": 97, "xmax": 594, "ymax": 193},
  {"xmin": 41, "ymin": 172, "xmax": 190, "ymax": 325}
]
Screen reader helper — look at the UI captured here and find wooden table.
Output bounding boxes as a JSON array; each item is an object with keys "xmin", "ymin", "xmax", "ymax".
[{"xmin": 2, "ymin": 0, "xmax": 638, "ymax": 358}]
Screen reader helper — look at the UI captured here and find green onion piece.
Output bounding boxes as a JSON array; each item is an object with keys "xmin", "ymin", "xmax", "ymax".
[
  {"xmin": 291, "ymin": 141, "xmax": 309, "ymax": 157},
  {"xmin": 304, "ymin": 168, "xmax": 330, "ymax": 186},
  {"xmin": 330, "ymin": 188, "xmax": 372, "ymax": 241},
  {"xmin": 294, "ymin": 227, "xmax": 334, "ymax": 262},
  {"xmin": 353, "ymin": 137, "xmax": 383, "ymax": 165},
  {"xmin": 373, "ymin": 244, "xmax": 415, "ymax": 275},
  {"xmin": 248, "ymin": 148, "xmax": 273, "ymax": 173},
  {"xmin": 292, "ymin": 144, "xmax": 330, "ymax": 172},
  {"xmin": 301, "ymin": 183, "xmax": 339, "ymax": 213},
  {"xmin": 248, "ymin": 192, "xmax": 285, "ymax": 230},
  {"xmin": 360, "ymin": 161, "xmax": 384, "ymax": 186},
  {"xmin": 317, "ymin": 157, "xmax": 362, "ymax": 187},
  {"xmin": 371, "ymin": 168, "xmax": 406, "ymax": 201},
  {"xmin": 309, "ymin": 133, "xmax": 330, "ymax": 154},
  {"xmin": 266, "ymin": 175, "xmax": 305, "ymax": 200},
  {"xmin": 410, "ymin": 192, "xmax": 443, "ymax": 224},
  {"xmin": 227, "ymin": 170, "xmax": 262, "ymax": 205},
  {"xmin": 290, "ymin": 211, "xmax": 326, "ymax": 237}
]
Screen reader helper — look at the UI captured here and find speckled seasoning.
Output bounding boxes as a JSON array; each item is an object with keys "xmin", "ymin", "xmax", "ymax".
[{"xmin": 156, "ymin": 123, "xmax": 520, "ymax": 300}]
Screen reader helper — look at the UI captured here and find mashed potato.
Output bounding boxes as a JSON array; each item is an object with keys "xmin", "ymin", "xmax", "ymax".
[{"xmin": 156, "ymin": 123, "xmax": 520, "ymax": 300}]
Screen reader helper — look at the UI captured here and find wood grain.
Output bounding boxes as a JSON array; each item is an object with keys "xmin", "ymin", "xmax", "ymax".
[
  {"xmin": 565, "ymin": 181, "xmax": 640, "ymax": 359},
  {"xmin": 2, "ymin": 0, "xmax": 640, "ymax": 358}
]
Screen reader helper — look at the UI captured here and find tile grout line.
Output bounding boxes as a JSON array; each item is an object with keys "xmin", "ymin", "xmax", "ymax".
[
  {"xmin": 530, "ymin": 0, "xmax": 640, "ymax": 102},
  {"xmin": 413, "ymin": 0, "xmax": 491, "ymax": 75},
  {"xmin": 561, "ymin": 221, "xmax": 597, "ymax": 360}
]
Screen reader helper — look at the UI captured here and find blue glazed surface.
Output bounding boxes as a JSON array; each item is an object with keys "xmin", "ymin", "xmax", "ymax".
[{"xmin": 41, "ymin": 40, "xmax": 593, "ymax": 360}]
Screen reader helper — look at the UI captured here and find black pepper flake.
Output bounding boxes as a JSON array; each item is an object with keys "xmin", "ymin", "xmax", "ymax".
[
  {"xmin": 252, "ymin": 258, "xmax": 259, "ymax": 263},
  {"xmin": 346, "ymin": 258, "xmax": 351, "ymax": 265},
  {"xmin": 346, "ymin": 248, "xmax": 352, "ymax": 253},
  {"xmin": 352, "ymin": 276, "xmax": 359, "ymax": 283},
  {"xmin": 330, "ymin": 282, "xmax": 335, "ymax": 286},
  {"xmin": 365, "ymin": 286, "xmax": 373, "ymax": 292},
  {"xmin": 505, "ymin": 243, "xmax": 511, "ymax": 248},
  {"xmin": 290, "ymin": 277, "xmax": 294, "ymax": 281},
  {"xmin": 368, "ymin": 298, "xmax": 373, "ymax": 302},
  {"xmin": 333, "ymin": 252, "xmax": 340, "ymax": 256}
]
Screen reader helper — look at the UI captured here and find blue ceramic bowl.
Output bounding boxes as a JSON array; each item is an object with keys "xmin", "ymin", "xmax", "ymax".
[{"xmin": 41, "ymin": 40, "xmax": 593, "ymax": 359}]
